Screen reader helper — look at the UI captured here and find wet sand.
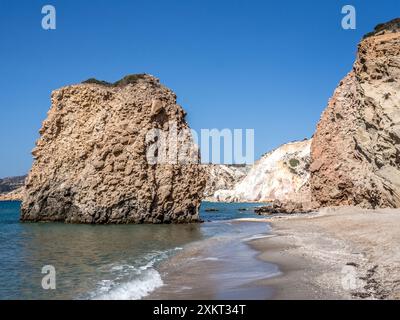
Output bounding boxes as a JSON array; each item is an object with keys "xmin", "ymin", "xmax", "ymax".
[
  {"xmin": 149, "ymin": 207, "xmax": 400, "ymax": 300},
  {"xmin": 147, "ymin": 221, "xmax": 279, "ymax": 300}
]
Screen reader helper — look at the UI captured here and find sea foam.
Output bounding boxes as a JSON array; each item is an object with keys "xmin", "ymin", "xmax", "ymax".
[
  {"xmin": 88, "ymin": 249, "xmax": 183, "ymax": 300},
  {"xmin": 93, "ymin": 268, "xmax": 163, "ymax": 300}
]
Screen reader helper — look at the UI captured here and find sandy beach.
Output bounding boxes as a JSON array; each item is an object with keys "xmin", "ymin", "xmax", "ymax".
[
  {"xmin": 252, "ymin": 207, "xmax": 400, "ymax": 299},
  {"xmin": 149, "ymin": 207, "xmax": 400, "ymax": 300}
]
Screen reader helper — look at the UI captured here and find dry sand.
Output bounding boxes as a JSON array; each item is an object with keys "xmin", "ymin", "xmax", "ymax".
[{"xmin": 251, "ymin": 206, "xmax": 400, "ymax": 299}]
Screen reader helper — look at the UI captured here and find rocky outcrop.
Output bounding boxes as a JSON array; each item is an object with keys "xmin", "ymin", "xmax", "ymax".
[
  {"xmin": 255, "ymin": 199, "xmax": 312, "ymax": 215},
  {"xmin": 213, "ymin": 139, "xmax": 312, "ymax": 204},
  {"xmin": 21, "ymin": 74, "xmax": 206, "ymax": 223},
  {"xmin": 203, "ymin": 164, "xmax": 250, "ymax": 200},
  {"xmin": 311, "ymin": 19, "xmax": 400, "ymax": 209}
]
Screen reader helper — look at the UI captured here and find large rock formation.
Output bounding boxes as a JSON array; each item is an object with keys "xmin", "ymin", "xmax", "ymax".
[
  {"xmin": 311, "ymin": 19, "xmax": 400, "ymax": 208},
  {"xmin": 213, "ymin": 139, "xmax": 312, "ymax": 204},
  {"xmin": 203, "ymin": 164, "xmax": 250, "ymax": 200},
  {"xmin": 21, "ymin": 74, "xmax": 206, "ymax": 223}
]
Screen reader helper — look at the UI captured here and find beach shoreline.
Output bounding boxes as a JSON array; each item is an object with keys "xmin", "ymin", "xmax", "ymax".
[
  {"xmin": 149, "ymin": 206, "xmax": 400, "ymax": 300},
  {"xmin": 249, "ymin": 207, "xmax": 400, "ymax": 300},
  {"xmin": 147, "ymin": 220, "xmax": 278, "ymax": 300}
]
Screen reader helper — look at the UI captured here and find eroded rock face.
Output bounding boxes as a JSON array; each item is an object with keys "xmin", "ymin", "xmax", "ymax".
[
  {"xmin": 21, "ymin": 74, "xmax": 206, "ymax": 223},
  {"xmin": 213, "ymin": 139, "xmax": 312, "ymax": 203},
  {"xmin": 203, "ymin": 164, "xmax": 250, "ymax": 200},
  {"xmin": 311, "ymin": 19, "xmax": 400, "ymax": 208}
]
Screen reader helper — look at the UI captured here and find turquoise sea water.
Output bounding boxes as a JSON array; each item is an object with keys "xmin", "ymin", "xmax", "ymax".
[{"xmin": 0, "ymin": 201, "xmax": 269, "ymax": 300}]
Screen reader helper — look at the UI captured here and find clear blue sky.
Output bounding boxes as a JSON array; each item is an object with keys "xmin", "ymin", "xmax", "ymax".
[{"xmin": 0, "ymin": 0, "xmax": 399, "ymax": 177}]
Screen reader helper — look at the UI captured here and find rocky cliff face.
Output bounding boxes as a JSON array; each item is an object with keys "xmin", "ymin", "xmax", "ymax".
[
  {"xmin": 311, "ymin": 19, "xmax": 400, "ymax": 208},
  {"xmin": 21, "ymin": 74, "xmax": 206, "ymax": 223},
  {"xmin": 0, "ymin": 175, "xmax": 26, "ymax": 194},
  {"xmin": 203, "ymin": 164, "xmax": 250, "ymax": 200},
  {"xmin": 213, "ymin": 139, "xmax": 312, "ymax": 203}
]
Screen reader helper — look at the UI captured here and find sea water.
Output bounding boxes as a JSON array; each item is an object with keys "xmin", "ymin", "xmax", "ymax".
[{"xmin": 0, "ymin": 201, "xmax": 272, "ymax": 300}]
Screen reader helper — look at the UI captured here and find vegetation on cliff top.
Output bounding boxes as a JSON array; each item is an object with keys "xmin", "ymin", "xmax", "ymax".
[
  {"xmin": 82, "ymin": 74, "xmax": 152, "ymax": 87},
  {"xmin": 363, "ymin": 18, "xmax": 400, "ymax": 39}
]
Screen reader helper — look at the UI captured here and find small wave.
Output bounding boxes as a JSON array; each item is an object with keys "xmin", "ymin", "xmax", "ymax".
[
  {"xmin": 175, "ymin": 286, "xmax": 193, "ymax": 292},
  {"xmin": 190, "ymin": 256, "xmax": 220, "ymax": 261},
  {"xmin": 87, "ymin": 247, "xmax": 183, "ymax": 300},
  {"xmin": 242, "ymin": 234, "xmax": 272, "ymax": 242},
  {"xmin": 110, "ymin": 264, "xmax": 136, "ymax": 272},
  {"xmin": 93, "ymin": 268, "xmax": 163, "ymax": 300},
  {"xmin": 200, "ymin": 257, "xmax": 219, "ymax": 261},
  {"xmin": 232, "ymin": 217, "xmax": 271, "ymax": 222}
]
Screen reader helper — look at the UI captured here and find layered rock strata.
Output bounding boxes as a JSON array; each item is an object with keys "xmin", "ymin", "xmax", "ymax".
[{"xmin": 311, "ymin": 19, "xmax": 400, "ymax": 208}]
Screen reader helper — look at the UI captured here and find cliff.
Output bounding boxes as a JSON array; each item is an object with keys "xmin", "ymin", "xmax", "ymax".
[
  {"xmin": 203, "ymin": 164, "xmax": 250, "ymax": 200},
  {"xmin": 21, "ymin": 74, "xmax": 206, "ymax": 223},
  {"xmin": 0, "ymin": 175, "xmax": 26, "ymax": 194},
  {"xmin": 0, "ymin": 176, "xmax": 26, "ymax": 201},
  {"xmin": 0, "ymin": 187, "xmax": 24, "ymax": 201},
  {"xmin": 213, "ymin": 139, "xmax": 312, "ymax": 203},
  {"xmin": 311, "ymin": 18, "xmax": 400, "ymax": 208}
]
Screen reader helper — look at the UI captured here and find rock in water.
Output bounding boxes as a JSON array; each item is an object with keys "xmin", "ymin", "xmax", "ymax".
[
  {"xmin": 255, "ymin": 200, "xmax": 312, "ymax": 215},
  {"xmin": 21, "ymin": 74, "xmax": 206, "ymax": 223},
  {"xmin": 311, "ymin": 19, "xmax": 400, "ymax": 208}
]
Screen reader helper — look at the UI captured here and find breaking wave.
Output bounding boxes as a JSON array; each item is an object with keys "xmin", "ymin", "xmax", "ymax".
[
  {"xmin": 92, "ymin": 268, "xmax": 163, "ymax": 300},
  {"xmin": 87, "ymin": 248, "xmax": 182, "ymax": 300}
]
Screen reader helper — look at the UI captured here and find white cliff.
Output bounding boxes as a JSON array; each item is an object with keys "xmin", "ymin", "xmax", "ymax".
[
  {"xmin": 203, "ymin": 164, "xmax": 250, "ymax": 200},
  {"xmin": 213, "ymin": 139, "xmax": 312, "ymax": 203}
]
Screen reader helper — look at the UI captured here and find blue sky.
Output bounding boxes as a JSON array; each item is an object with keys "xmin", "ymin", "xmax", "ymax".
[{"xmin": 0, "ymin": 0, "xmax": 399, "ymax": 177}]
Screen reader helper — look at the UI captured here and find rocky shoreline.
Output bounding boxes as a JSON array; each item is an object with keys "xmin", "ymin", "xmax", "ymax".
[
  {"xmin": 1, "ymin": 21, "xmax": 399, "ymax": 301},
  {"xmin": 254, "ymin": 200, "xmax": 312, "ymax": 215},
  {"xmin": 3, "ymin": 19, "xmax": 399, "ymax": 222}
]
